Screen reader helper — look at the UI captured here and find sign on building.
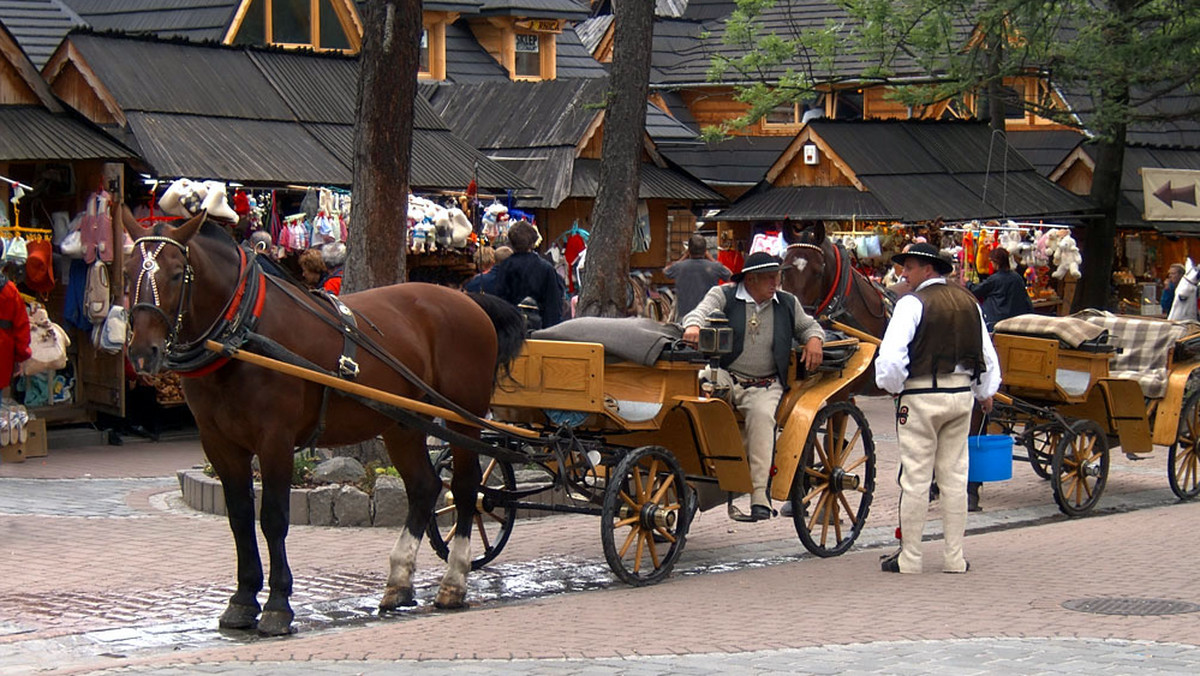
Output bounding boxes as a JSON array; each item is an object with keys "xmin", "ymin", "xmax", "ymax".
[{"xmin": 1141, "ymin": 167, "xmax": 1200, "ymax": 221}]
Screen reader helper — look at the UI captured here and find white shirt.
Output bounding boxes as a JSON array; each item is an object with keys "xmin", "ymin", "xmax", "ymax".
[{"xmin": 875, "ymin": 278, "xmax": 1001, "ymax": 399}]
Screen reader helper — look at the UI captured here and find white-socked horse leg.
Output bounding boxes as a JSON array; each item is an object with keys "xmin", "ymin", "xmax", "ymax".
[
  {"xmin": 435, "ymin": 534, "xmax": 471, "ymax": 608},
  {"xmin": 380, "ymin": 528, "xmax": 422, "ymax": 609}
]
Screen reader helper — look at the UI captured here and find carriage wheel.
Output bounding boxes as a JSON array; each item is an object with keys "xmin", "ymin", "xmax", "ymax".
[
  {"xmin": 1023, "ymin": 421, "xmax": 1065, "ymax": 480},
  {"xmin": 427, "ymin": 449, "xmax": 517, "ymax": 570},
  {"xmin": 789, "ymin": 401, "xmax": 876, "ymax": 557},
  {"xmin": 601, "ymin": 445, "xmax": 689, "ymax": 586},
  {"xmin": 1051, "ymin": 419, "xmax": 1109, "ymax": 517},
  {"xmin": 1168, "ymin": 389, "xmax": 1200, "ymax": 500}
]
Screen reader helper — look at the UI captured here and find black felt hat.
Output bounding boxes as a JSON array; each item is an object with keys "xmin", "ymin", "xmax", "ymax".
[
  {"xmin": 891, "ymin": 242, "xmax": 952, "ymax": 275},
  {"xmin": 732, "ymin": 251, "xmax": 785, "ymax": 282}
]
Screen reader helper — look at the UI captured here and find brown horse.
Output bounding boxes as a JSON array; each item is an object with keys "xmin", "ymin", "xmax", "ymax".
[
  {"xmin": 781, "ymin": 224, "xmax": 890, "ymax": 391},
  {"xmin": 122, "ymin": 210, "xmax": 525, "ymax": 636}
]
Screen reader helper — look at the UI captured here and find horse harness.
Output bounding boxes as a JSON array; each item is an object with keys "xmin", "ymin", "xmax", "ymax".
[
  {"xmin": 789, "ymin": 240, "xmax": 890, "ymax": 332},
  {"xmin": 131, "ymin": 236, "xmax": 267, "ymax": 377}
]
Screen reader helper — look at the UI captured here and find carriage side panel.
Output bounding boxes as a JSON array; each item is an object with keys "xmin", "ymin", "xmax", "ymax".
[{"xmin": 490, "ymin": 340, "xmax": 605, "ymax": 414}]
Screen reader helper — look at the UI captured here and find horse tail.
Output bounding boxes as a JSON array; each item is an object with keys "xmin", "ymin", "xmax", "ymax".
[{"xmin": 468, "ymin": 292, "xmax": 527, "ymax": 383}]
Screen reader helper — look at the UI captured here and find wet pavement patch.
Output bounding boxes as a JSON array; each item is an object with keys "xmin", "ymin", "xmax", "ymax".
[{"xmin": 1062, "ymin": 597, "xmax": 1200, "ymax": 616}]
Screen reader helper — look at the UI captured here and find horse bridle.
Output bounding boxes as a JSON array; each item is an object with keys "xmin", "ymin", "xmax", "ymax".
[{"xmin": 130, "ymin": 236, "xmax": 194, "ymax": 351}]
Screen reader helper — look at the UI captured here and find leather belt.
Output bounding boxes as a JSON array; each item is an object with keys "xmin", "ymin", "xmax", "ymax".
[{"xmin": 732, "ymin": 374, "xmax": 776, "ymax": 388}]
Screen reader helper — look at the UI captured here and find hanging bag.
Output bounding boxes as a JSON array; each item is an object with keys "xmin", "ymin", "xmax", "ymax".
[
  {"xmin": 84, "ymin": 260, "xmax": 111, "ymax": 324},
  {"xmin": 98, "ymin": 305, "xmax": 128, "ymax": 354},
  {"xmin": 22, "ymin": 306, "xmax": 70, "ymax": 376}
]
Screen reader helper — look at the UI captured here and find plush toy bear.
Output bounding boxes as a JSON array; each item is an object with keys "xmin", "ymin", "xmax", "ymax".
[{"xmin": 1052, "ymin": 230, "xmax": 1082, "ymax": 279}]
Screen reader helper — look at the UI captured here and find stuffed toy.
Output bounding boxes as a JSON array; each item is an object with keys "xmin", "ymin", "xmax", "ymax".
[
  {"xmin": 976, "ymin": 229, "xmax": 994, "ymax": 275},
  {"xmin": 1052, "ymin": 230, "xmax": 1082, "ymax": 279}
]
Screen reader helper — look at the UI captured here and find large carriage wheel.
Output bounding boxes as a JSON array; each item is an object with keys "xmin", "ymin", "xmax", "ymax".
[
  {"xmin": 1168, "ymin": 389, "xmax": 1200, "ymax": 500},
  {"xmin": 427, "ymin": 449, "xmax": 517, "ymax": 570},
  {"xmin": 601, "ymin": 445, "xmax": 689, "ymax": 586},
  {"xmin": 1051, "ymin": 419, "xmax": 1109, "ymax": 517},
  {"xmin": 789, "ymin": 401, "xmax": 875, "ymax": 557},
  {"xmin": 1023, "ymin": 421, "xmax": 1065, "ymax": 480}
]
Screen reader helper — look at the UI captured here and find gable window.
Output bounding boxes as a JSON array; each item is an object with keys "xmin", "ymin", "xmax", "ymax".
[
  {"xmin": 514, "ymin": 33, "xmax": 541, "ymax": 78},
  {"xmin": 230, "ymin": 0, "xmax": 358, "ymax": 52},
  {"xmin": 766, "ymin": 103, "xmax": 800, "ymax": 126}
]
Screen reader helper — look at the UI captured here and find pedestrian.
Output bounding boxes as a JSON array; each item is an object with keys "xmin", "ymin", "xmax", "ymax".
[
  {"xmin": 298, "ymin": 248, "xmax": 326, "ymax": 290},
  {"xmin": 319, "ymin": 242, "xmax": 346, "ymax": 295},
  {"xmin": 876, "ymin": 243, "xmax": 1000, "ymax": 574},
  {"xmin": 681, "ymin": 252, "xmax": 825, "ymax": 521},
  {"xmin": 969, "ymin": 248, "xmax": 1034, "ymax": 329},
  {"xmin": 493, "ymin": 221, "xmax": 564, "ymax": 327},
  {"xmin": 1161, "ymin": 263, "xmax": 1184, "ymax": 315},
  {"xmin": 664, "ymin": 234, "xmax": 732, "ymax": 320},
  {"xmin": 464, "ymin": 245, "xmax": 511, "ymax": 294}
]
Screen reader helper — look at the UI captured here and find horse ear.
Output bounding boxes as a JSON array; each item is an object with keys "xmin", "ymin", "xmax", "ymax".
[
  {"xmin": 121, "ymin": 205, "xmax": 151, "ymax": 240},
  {"xmin": 808, "ymin": 223, "xmax": 826, "ymax": 246},
  {"xmin": 169, "ymin": 210, "xmax": 207, "ymax": 244}
]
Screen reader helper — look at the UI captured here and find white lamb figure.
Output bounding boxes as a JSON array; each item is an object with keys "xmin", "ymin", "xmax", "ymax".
[{"xmin": 448, "ymin": 207, "xmax": 472, "ymax": 248}]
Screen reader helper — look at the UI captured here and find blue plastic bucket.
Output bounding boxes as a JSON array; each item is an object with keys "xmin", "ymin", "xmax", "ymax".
[{"xmin": 967, "ymin": 435, "xmax": 1013, "ymax": 482}]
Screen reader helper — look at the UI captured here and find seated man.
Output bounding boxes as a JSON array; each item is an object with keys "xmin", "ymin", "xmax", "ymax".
[{"xmin": 680, "ymin": 252, "xmax": 825, "ymax": 520}]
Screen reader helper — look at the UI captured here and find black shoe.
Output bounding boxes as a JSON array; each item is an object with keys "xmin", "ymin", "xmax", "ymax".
[
  {"xmin": 880, "ymin": 551, "xmax": 901, "ymax": 573},
  {"xmin": 945, "ymin": 561, "xmax": 971, "ymax": 574},
  {"xmin": 778, "ymin": 501, "xmax": 793, "ymax": 517},
  {"xmin": 750, "ymin": 504, "xmax": 772, "ymax": 521}
]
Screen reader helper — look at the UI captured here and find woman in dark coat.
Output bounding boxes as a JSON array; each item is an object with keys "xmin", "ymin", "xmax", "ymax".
[{"xmin": 970, "ymin": 248, "xmax": 1034, "ymax": 329}]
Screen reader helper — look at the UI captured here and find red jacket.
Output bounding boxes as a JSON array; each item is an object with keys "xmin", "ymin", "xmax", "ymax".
[{"xmin": 0, "ymin": 281, "xmax": 32, "ymax": 388}]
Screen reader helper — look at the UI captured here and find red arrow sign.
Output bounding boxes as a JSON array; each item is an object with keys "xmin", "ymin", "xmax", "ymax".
[{"xmin": 1153, "ymin": 180, "xmax": 1197, "ymax": 207}]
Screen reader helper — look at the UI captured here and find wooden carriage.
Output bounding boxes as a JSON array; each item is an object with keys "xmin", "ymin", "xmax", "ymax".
[{"xmin": 988, "ymin": 312, "xmax": 1200, "ymax": 515}]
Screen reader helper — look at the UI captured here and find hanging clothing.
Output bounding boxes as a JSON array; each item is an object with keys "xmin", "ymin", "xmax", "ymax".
[
  {"xmin": 718, "ymin": 248, "xmax": 745, "ymax": 276},
  {"xmin": 80, "ymin": 190, "xmax": 114, "ymax": 264},
  {"xmin": 0, "ymin": 280, "xmax": 31, "ymax": 389}
]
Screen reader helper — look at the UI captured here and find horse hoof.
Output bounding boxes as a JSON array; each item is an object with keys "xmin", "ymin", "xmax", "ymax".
[
  {"xmin": 379, "ymin": 585, "xmax": 416, "ymax": 611},
  {"xmin": 256, "ymin": 609, "xmax": 295, "ymax": 636},
  {"xmin": 218, "ymin": 603, "xmax": 260, "ymax": 630},
  {"xmin": 434, "ymin": 585, "xmax": 468, "ymax": 610}
]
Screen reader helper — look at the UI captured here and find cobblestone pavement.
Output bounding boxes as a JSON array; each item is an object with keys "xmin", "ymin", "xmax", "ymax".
[
  {"xmin": 93, "ymin": 638, "xmax": 1200, "ymax": 675},
  {"xmin": 1, "ymin": 397, "xmax": 1198, "ymax": 675}
]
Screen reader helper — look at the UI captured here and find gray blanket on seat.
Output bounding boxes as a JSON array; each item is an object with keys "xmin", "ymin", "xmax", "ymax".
[{"xmin": 532, "ymin": 317, "xmax": 682, "ymax": 366}]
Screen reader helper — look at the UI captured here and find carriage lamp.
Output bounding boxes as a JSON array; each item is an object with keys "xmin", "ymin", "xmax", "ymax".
[{"xmin": 698, "ymin": 310, "xmax": 734, "ymax": 358}]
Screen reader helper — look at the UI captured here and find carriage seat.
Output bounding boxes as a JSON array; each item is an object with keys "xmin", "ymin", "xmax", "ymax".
[
  {"xmin": 1073, "ymin": 310, "xmax": 1200, "ymax": 399},
  {"xmin": 992, "ymin": 314, "xmax": 1111, "ymax": 351},
  {"xmin": 531, "ymin": 316, "xmax": 696, "ymax": 366}
]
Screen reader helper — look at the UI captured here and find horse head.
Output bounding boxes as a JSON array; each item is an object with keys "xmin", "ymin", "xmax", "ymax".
[
  {"xmin": 122, "ymin": 207, "xmax": 208, "ymax": 374},
  {"xmin": 780, "ymin": 223, "xmax": 831, "ymax": 312}
]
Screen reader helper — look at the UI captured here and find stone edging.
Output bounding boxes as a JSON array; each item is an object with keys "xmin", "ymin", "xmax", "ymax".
[
  {"xmin": 177, "ymin": 469, "xmax": 409, "ymax": 527},
  {"xmin": 177, "ymin": 469, "xmax": 582, "ymax": 526}
]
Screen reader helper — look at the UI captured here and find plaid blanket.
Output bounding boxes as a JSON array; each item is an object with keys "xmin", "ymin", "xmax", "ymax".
[
  {"xmin": 993, "ymin": 314, "xmax": 1107, "ymax": 348},
  {"xmin": 1075, "ymin": 310, "xmax": 1200, "ymax": 398}
]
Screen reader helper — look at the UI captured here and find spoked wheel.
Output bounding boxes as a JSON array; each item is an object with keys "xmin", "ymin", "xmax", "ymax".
[
  {"xmin": 427, "ymin": 449, "xmax": 517, "ymax": 570},
  {"xmin": 1168, "ymin": 389, "xmax": 1200, "ymax": 500},
  {"xmin": 601, "ymin": 445, "xmax": 689, "ymax": 586},
  {"xmin": 1023, "ymin": 421, "xmax": 1065, "ymax": 480},
  {"xmin": 1051, "ymin": 419, "xmax": 1110, "ymax": 517},
  {"xmin": 789, "ymin": 401, "xmax": 875, "ymax": 557}
]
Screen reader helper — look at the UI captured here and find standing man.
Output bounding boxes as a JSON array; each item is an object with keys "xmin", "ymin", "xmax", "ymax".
[
  {"xmin": 1161, "ymin": 263, "xmax": 1184, "ymax": 315},
  {"xmin": 494, "ymin": 221, "xmax": 564, "ymax": 327},
  {"xmin": 876, "ymin": 243, "xmax": 1000, "ymax": 574},
  {"xmin": 681, "ymin": 252, "xmax": 824, "ymax": 520},
  {"xmin": 665, "ymin": 234, "xmax": 732, "ymax": 320}
]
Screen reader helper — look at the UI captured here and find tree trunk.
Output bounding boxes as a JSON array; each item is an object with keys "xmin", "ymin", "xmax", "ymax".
[
  {"xmin": 344, "ymin": 0, "xmax": 420, "ymax": 293},
  {"xmin": 1077, "ymin": 130, "xmax": 1125, "ymax": 311},
  {"xmin": 984, "ymin": 36, "xmax": 1005, "ymax": 136},
  {"xmin": 576, "ymin": 0, "xmax": 655, "ymax": 318}
]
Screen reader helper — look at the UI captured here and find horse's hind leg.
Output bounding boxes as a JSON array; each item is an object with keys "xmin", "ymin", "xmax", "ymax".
[
  {"xmin": 256, "ymin": 439, "xmax": 298, "ymax": 635},
  {"xmin": 435, "ymin": 425, "xmax": 482, "ymax": 609},
  {"xmin": 379, "ymin": 426, "xmax": 437, "ymax": 611},
  {"xmin": 203, "ymin": 433, "xmax": 263, "ymax": 630}
]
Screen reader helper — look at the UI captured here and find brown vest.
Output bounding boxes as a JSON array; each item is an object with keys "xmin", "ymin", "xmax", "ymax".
[{"xmin": 908, "ymin": 282, "xmax": 985, "ymax": 384}]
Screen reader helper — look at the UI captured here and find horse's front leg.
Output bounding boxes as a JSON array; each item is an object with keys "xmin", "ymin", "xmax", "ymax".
[
  {"xmin": 436, "ymin": 437, "xmax": 481, "ymax": 609},
  {"xmin": 256, "ymin": 442, "xmax": 296, "ymax": 636},
  {"xmin": 204, "ymin": 433, "xmax": 263, "ymax": 630},
  {"xmin": 379, "ymin": 426, "xmax": 436, "ymax": 610}
]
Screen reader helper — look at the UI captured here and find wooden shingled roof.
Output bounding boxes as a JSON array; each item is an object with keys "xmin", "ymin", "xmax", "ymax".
[
  {"xmin": 46, "ymin": 31, "xmax": 527, "ymax": 189},
  {"xmin": 718, "ymin": 119, "xmax": 1095, "ymax": 222},
  {"xmin": 0, "ymin": 21, "xmax": 132, "ymax": 162}
]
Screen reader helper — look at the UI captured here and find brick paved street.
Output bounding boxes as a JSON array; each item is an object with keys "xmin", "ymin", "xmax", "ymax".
[{"xmin": 1, "ymin": 396, "xmax": 1198, "ymax": 675}]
